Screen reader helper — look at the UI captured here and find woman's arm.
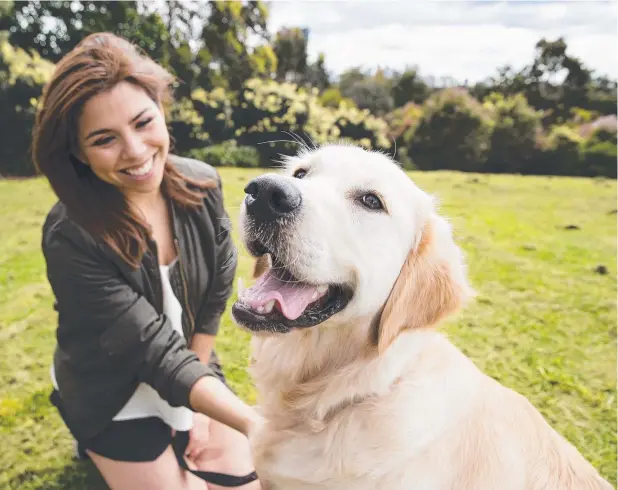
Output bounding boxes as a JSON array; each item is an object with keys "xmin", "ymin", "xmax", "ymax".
[
  {"xmin": 190, "ymin": 332, "xmax": 215, "ymax": 364},
  {"xmin": 189, "ymin": 376, "xmax": 261, "ymax": 437}
]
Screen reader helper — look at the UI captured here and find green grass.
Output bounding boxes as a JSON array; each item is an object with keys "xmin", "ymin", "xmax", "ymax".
[{"xmin": 0, "ymin": 169, "xmax": 615, "ymax": 489}]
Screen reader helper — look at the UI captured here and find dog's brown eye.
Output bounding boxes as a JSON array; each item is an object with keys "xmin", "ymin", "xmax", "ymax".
[
  {"xmin": 293, "ymin": 169, "xmax": 307, "ymax": 179},
  {"xmin": 360, "ymin": 193, "xmax": 383, "ymax": 210}
]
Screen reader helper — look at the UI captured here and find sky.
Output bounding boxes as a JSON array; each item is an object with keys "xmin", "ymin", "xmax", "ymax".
[{"xmin": 266, "ymin": 0, "xmax": 618, "ymax": 84}]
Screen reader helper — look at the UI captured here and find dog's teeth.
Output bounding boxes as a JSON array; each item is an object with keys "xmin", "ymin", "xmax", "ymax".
[
  {"xmin": 237, "ymin": 277, "xmax": 246, "ymax": 297},
  {"xmin": 312, "ymin": 291, "xmax": 318, "ymax": 300},
  {"xmin": 317, "ymin": 285, "xmax": 328, "ymax": 294},
  {"xmin": 257, "ymin": 305, "xmax": 265, "ymax": 313},
  {"xmin": 263, "ymin": 300, "xmax": 275, "ymax": 313}
]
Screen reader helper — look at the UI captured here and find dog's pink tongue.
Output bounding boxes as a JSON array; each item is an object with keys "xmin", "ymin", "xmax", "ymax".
[{"xmin": 242, "ymin": 270, "xmax": 319, "ymax": 320}]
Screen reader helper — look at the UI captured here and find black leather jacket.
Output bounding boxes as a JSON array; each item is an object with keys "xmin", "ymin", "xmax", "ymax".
[{"xmin": 42, "ymin": 156, "xmax": 237, "ymax": 441}]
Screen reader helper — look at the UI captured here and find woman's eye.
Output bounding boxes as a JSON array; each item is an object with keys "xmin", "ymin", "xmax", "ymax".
[
  {"xmin": 93, "ymin": 136, "xmax": 114, "ymax": 147},
  {"xmin": 293, "ymin": 169, "xmax": 307, "ymax": 179},
  {"xmin": 360, "ymin": 193, "xmax": 383, "ymax": 211},
  {"xmin": 136, "ymin": 117, "xmax": 153, "ymax": 129}
]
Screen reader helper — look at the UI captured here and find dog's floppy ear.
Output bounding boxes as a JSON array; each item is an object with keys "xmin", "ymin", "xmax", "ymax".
[{"xmin": 376, "ymin": 214, "xmax": 474, "ymax": 354}]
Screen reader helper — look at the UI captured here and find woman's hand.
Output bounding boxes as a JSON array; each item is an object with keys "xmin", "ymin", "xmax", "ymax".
[
  {"xmin": 189, "ymin": 375, "xmax": 263, "ymax": 437},
  {"xmin": 184, "ymin": 412, "xmax": 211, "ymax": 461}
]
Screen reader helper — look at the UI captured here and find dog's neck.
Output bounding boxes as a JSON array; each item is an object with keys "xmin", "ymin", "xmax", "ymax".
[{"xmin": 249, "ymin": 317, "xmax": 439, "ymax": 431}]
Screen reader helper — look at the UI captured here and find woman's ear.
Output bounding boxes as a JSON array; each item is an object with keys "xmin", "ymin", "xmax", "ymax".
[{"xmin": 376, "ymin": 214, "xmax": 475, "ymax": 354}]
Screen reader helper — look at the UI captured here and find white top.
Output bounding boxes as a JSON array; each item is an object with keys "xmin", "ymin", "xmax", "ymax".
[{"xmin": 51, "ymin": 259, "xmax": 195, "ymax": 432}]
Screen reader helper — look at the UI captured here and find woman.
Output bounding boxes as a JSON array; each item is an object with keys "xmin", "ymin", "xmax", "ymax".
[{"xmin": 33, "ymin": 32, "xmax": 262, "ymax": 490}]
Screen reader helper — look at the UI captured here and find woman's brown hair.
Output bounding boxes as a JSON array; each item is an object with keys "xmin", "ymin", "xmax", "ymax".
[{"xmin": 32, "ymin": 32, "xmax": 216, "ymax": 268}]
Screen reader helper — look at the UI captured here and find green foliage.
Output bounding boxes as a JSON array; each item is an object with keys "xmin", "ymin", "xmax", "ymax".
[
  {"xmin": 391, "ymin": 67, "xmax": 430, "ymax": 107},
  {"xmin": 200, "ymin": 1, "xmax": 271, "ymax": 91},
  {"xmin": 534, "ymin": 125, "xmax": 584, "ymax": 176},
  {"xmin": 1, "ymin": 1, "xmax": 169, "ymax": 62},
  {"xmin": 166, "ymin": 96, "xmax": 211, "ymax": 152},
  {"xmin": 305, "ymin": 52, "xmax": 330, "ymax": 91},
  {"xmin": 273, "ymin": 27, "xmax": 308, "ymax": 84},
  {"xmin": 187, "ymin": 78, "xmax": 391, "ymax": 164},
  {"xmin": 186, "ymin": 140, "xmax": 261, "ymax": 168},
  {"xmin": 0, "ymin": 36, "xmax": 53, "ymax": 177},
  {"xmin": 318, "ymin": 87, "xmax": 355, "ymax": 109},
  {"xmin": 342, "ymin": 77, "xmax": 394, "ymax": 116},
  {"xmin": 384, "ymin": 101, "xmax": 423, "ymax": 144},
  {"xmin": 580, "ymin": 126, "xmax": 617, "ymax": 178},
  {"xmin": 483, "ymin": 92, "xmax": 543, "ymax": 173},
  {"xmin": 409, "ymin": 88, "xmax": 494, "ymax": 172}
]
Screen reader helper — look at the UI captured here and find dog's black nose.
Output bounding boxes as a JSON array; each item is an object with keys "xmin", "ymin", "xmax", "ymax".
[{"xmin": 244, "ymin": 176, "xmax": 302, "ymax": 222}]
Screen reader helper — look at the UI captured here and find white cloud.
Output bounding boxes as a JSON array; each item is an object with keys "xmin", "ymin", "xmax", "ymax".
[{"xmin": 266, "ymin": 0, "xmax": 618, "ymax": 83}]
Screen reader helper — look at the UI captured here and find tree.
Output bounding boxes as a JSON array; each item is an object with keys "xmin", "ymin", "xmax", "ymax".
[
  {"xmin": 390, "ymin": 66, "xmax": 430, "ymax": 107},
  {"xmin": 0, "ymin": 1, "xmax": 169, "ymax": 62},
  {"xmin": 409, "ymin": 88, "xmax": 494, "ymax": 172},
  {"xmin": 305, "ymin": 52, "xmax": 330, "ymax": 91},
  {"xmin": 199, "ymin": 0, "xmax": 271, "ymax": 91},
  {"xmin": 523, "ymin": 38, "xmax": 592, "ymax": 122},
  {"xmin": 483, "ymin": 92, "xmax": 543, "ymax": 174},
  {"xmin": 338, "ymin": 67, "xmax": 368, "ymax": 95},
  {"xmin": 343, "ymin": 78, "xmax": 394, "ymax": 115},
  {"xmin": 273, "ymin": 27, "xmax": 307, "ymax": 84}
]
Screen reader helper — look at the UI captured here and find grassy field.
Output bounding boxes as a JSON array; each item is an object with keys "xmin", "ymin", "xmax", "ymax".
[{"xmin": 0, "ymin": 168, "xmax": 616, "ymax": 489}]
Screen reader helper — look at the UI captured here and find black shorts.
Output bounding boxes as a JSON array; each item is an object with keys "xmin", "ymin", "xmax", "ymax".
[
  {"xmin": 79, "ymin": 415, "xmax": 183, "ymax": 462},
  {"xmin": 56, "ymin": 359, "xmax": 230, "ymax": 463}
]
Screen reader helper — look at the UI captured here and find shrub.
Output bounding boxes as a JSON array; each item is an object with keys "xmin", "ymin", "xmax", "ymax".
[
  {"xmin": 580, "ymin": 126, "xmax": 617, "ymax": 178},
  {"xmin": 184, "ymin": 78, "xmax": 392, "ymax": 165},
  {"xmin": 483, "ymin": 92, "xmax": 543, "ymax": 174},
  {"xmin": 342, "ymin": 78, "xmax": 394, "ymax": 116},
  {"xmin": 581, "ymin": 141, "xmax": 617, "ymax": 178},
  {"xmin": 533, "ymin": 125, "xmax": 584, "ymax": 176},
  {"xmin": 384, "ymin": 101, "xmax": 423, "ymax": 147},
  {"xmin": 190, "ymin": 87, "xmax": 236, "ymax": 143},
  {"xmin": 408, "ymin": 88, "xmax": 494, "ymax": 172},
  {"xmin": 318, "ymin": 87, "xmax": 355, "ymax": 109},
  {"xmin": 0, "ymin": 37, "xmax": 53, "ymax": 177},
  {"xmin": 167, "ymin": 97, "xmax": 210, "ymax": 153},
  {"xmin": 186, "ymin": 140, "xmax": 261, "ymax": 168}
]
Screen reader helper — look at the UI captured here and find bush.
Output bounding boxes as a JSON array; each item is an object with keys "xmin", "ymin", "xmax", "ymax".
[
  {"xmin": 533, "ymin": 125, "xmax": 584, "ymax": 176},
  {"xmin": 580, "ymin": 126, "xmax": 617, "ymax": 178},
  {"xmin": 483, "ymin": 92, "xmax": 543, "ymax": 174},
  {"xmin": 186, "ymin": 140, "xmax": 261, "ymax": 168},
  {"xmin": 190, "ymin": 87, "xmax": 236, "ymax": 143},
  {"xmin": 342, "ymin": 78, "xmax": 394, "ymax": 116},
  {"xmin": 184, "ymin": 78, "xmax": 392, "ymax": 165},
  {"xmin": 581, "ymin": 141, "xmax": 617, "ymax": 178},
  {"xmin": 384, "ymin": 101, "xmax": 423, "ymax": 148},
  {"xmin": 318, "ymin": 87, "xmax": 355, "ymax": 109},
  {"xmin": 0, "ymin": 36, "xmax": 53, "ymax": 177},
  {"xmin": 167, "ymin": 97, "xmax": 210, "ymax": 152},
  {"xmin": 408, "ymin": 88, "xmax": 494, "ymax": 172}
]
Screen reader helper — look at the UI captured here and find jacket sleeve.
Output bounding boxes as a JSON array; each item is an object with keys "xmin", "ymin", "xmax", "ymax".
[
  {"xmin": 43, "ymin": 222, "xmax": 216, "ymax": 408},
  {"xmin": 194, "ymin": 172, "xmax": 238, "ymax": 336}
]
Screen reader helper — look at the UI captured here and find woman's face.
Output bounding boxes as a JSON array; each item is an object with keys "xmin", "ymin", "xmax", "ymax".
[{"xmin": 77, "ymin": 81, "xmax": 170, "ymax": 202}]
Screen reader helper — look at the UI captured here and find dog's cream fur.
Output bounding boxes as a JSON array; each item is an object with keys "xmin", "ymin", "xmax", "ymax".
[{"xmin": 237, "ymin": 144, "xmax": 612, "ymax": 490}]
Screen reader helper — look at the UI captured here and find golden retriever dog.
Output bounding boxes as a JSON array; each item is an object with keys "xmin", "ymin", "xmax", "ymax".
[{"xmin": 231, "ymin": 144, "xmax": 612, "ymax": 490}]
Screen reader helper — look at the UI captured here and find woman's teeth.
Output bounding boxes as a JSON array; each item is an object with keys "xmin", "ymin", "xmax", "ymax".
[{"xmin": 123, "ymin": 158, "xmax": 153, "ymax": 176}]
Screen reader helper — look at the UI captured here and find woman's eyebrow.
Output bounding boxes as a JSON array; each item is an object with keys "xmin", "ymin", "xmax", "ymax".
[{"xmin": 85, "ymin": 108, "xmax": 149, "ymax": 141}]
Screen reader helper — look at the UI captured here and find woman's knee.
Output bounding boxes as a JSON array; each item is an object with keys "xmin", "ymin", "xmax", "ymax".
[
  {"xmin": 87, "ymin": 446, "xmax": 208, "ymax": 490},
  {"xmin": 192, "ymin": 421, "xmax": 261, "ymax": 490}
]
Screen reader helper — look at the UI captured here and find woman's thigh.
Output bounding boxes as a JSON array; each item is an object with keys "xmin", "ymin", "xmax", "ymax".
[
  {"xmin": 192, "ymin": 419, "xmax": 261, "ymax": 490},
  {"xmin": 87, "ymin": 446, "xmax": 208, "ymax": 490}
]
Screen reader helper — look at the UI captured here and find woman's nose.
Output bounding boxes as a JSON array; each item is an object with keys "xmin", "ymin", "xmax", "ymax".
[{"xmin": 122, "ymin": 132, "xmax": 147, "ymax": 159}]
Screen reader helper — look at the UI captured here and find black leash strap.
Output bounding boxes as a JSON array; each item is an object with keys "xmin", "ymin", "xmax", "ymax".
[{"xmin": 172, "ymin": 430, "xmax": 259, "ymax": 487}]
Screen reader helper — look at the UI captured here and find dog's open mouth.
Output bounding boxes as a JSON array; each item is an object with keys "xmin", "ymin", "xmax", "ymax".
[{"xmin": 232, "ymin": 242, "xmax": 354, "ymax": 333}]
